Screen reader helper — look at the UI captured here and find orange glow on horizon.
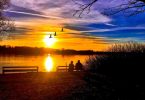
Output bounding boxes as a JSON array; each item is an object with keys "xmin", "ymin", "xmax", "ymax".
[{"xmin": 0, "ymin": 25, "xmax": 110, "ymax": 51}]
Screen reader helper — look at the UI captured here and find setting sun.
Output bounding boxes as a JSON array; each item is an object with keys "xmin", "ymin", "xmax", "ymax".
[{"xmin": 43, "ymin": 35, "xmax": 57, "ymax": 47}]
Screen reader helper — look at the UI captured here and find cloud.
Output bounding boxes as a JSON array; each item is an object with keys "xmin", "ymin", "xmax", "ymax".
[
  {"xmin": 4, "ymin": 10, "xmax": 63, "ymax": 19},
  {"xmin": 6, "ymin": 0, "xmax": 145, "ymax": 44},
  {"xmin": 8, "ymin": 0, "xmax": 111, "ymax": 26},
  {"xmin": 80, "ymin": 26, "xmax": 145, "ymax": 33},
  {"xmin": 63, "ymin": 25, "xmax": 145, "ymax": 43}
]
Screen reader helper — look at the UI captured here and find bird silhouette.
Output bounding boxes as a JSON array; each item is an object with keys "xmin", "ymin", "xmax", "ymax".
[
  {"xmin": 54, "ymin": 32, "xmax": 57, "ymax": 36},
  {"xmin": 49, "ymin": 34, "xmax": 52, "ymax": 38},
  {"xmin": 61, "ymin": 28, "xmax": 64, "ymax": 32}
]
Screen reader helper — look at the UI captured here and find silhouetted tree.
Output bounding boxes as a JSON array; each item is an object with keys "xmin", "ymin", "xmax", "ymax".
[
  {"xmin": 0, "ymin": 0, "xmax": 14, "ymax": 40},
  {"xmin": 73, "ymin": 0, "xmax": 145, "ymax": 17}
]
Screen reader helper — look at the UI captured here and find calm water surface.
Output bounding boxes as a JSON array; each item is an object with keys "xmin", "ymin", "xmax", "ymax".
[{"xmin": 0, "ymin": 55, "xmax": 92, "ymax": 74}]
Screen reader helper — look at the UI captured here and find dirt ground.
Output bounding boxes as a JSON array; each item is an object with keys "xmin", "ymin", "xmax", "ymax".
[{"xmin": 0, "ymin": 72, "xmax": 86, "ymax": 100}]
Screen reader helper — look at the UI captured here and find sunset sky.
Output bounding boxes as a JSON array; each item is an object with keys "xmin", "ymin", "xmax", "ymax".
[{"xmin": 1, "ymin": 0, "xmax": 145, "ymax": 51}]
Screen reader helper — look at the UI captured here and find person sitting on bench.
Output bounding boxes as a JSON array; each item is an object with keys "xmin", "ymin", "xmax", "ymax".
[
  {"xmin": 68, "ymin": 61, "xmax": 74, "ymax": 72},
  {"xmin": 75, "ymin": 60, "xmax": 83, "ymax": 71}
]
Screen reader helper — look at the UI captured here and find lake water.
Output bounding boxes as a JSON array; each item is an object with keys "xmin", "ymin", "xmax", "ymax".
[{"xmin": 0, "ymin": 55, "xmax": 92, "ymax": 74}]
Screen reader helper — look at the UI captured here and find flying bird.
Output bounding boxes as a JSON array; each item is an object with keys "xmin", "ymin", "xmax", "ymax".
[
  {"xmin": 61, "ymin": 28, "xmax": 64, "ymax": 32},
  {"xmin": 49, "ymin": 34, "xmax": 52, "ymax": 38},
  {"xmin": 54, "ymin": 32, "xmax": 57, "ymax": 36}
]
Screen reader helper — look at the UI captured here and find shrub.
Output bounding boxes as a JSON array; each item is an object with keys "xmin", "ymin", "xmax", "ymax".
[
  {"xmin": 86, "ymin": 42, "xmax": 145, "ymax": 80},
  {"xmin": 108, "ymin": 41, "xmax": 145, "ymax": 53},
  {"xmin": 85, "ymin": 42, "xmax": 145, "ymax": 99}
]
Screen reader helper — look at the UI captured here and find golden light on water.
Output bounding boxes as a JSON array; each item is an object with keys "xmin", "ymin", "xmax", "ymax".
[
  {"xmin": 45, "ymin": 55, "xmax": 53, "ymax": 72},
  {"xmin": 43, "ymin": 35, "xmax": 57, "ymax": 47}
]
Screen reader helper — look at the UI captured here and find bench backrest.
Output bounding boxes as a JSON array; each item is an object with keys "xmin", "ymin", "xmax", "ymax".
[
  {"xmin": 57, "ymin": 66, "xmax": 68, "ymax": 72},
  {"xmin": 2, "ymin": 66, "xmax": 39, "ymax": 74}
]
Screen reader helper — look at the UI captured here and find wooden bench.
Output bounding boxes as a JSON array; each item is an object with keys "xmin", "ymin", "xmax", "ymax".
[
  {"xmin": 57, "ymin": 66, "xmax": 68, "ymax": 72},
  {"xmin": 2, "ymin": 66, "xmax": 39, "ymax": 74}
]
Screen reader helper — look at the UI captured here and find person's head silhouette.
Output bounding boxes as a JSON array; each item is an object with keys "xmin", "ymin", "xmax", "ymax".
[
  {"xmin": 71, "ymin": 61, "xmax": 73, "ymax": 64},
  {"xmin": 78, "ymin": 60, "xmax": 80, "ymax": 63}
]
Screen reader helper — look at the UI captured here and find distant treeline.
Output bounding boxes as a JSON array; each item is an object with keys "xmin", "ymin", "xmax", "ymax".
[
  {"xmin": 1, "ymin": 43, "xmax": 145, "ymax": 55},
  {"xmin": 0, "ymin": 45, "xmax": 103, "ymax": 55}
]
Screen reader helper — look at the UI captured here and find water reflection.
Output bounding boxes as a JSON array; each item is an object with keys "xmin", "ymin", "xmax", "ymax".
[
  {"xmin": 0, "ymin": 55, "xmax": 89, "ymax": 73},
  {"xmin": 45, "ymin": 55, "xmax": 53, "ymax": 72}
]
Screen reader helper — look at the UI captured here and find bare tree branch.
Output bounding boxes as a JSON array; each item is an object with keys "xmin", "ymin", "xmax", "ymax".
[
  {"xmin": 0, "ymin": 0, "xmax": 15, "ymax": 40},
  {"xmin": 105, "ymin": 0, "xmax": 145, "ymax": 16},
  {"xmin": 73, "ymin": 0, "xmax": 145, "ymax": 17},
  {"xmin": 73, "ymin": 0, "xmax": 98, "ymax": 17}
]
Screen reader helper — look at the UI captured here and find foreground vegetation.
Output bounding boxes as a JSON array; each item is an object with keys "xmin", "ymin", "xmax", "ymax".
[
  {"xmin": 86, "ymin": 42, "xmax": 145, "ymax": 77},
  {"xmin": 84, "ymin": 42, "xmax": 145, "ymax": 100}
]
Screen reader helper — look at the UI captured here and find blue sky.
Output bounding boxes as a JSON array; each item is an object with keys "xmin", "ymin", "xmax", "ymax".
[{"xmin": 2, "ymin": 0, "xmax": 145, "ymax": 50}]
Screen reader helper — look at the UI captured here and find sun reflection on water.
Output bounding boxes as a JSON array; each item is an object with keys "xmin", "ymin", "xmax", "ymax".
[{"xmin": 45, "ymin": 55, "xmax": 53, "ymax": 72}]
